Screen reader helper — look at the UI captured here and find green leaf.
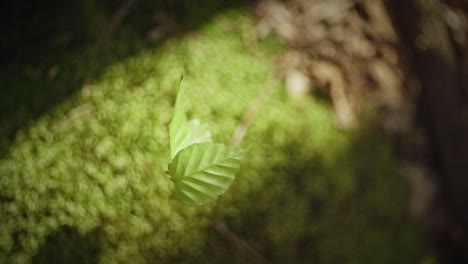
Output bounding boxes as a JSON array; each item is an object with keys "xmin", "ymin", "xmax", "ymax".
[
  {"xmin": 169, "ymin": 77, "xmax": 212, "ymax": 158},
  {"xmin": 169, "ymin": 143, "xmax": 244, "ymax": 205},
  {"xmin": 188, "ymin": 119, "xmax": 212, "ymax": 144}
]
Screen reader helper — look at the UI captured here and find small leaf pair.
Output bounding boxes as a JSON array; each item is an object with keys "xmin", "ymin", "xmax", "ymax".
[{"xmin": 168, "ymin": 76, "xmax": 244, "ymax": 205}]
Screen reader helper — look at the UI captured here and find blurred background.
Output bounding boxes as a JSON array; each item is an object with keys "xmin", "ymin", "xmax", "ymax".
[{"xmin": 1, "ymin": 0, "xmax": 468, "ymax": 263}]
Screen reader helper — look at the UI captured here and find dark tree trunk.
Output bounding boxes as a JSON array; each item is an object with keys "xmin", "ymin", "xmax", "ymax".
[{"xmin": 384, "ymin": 0, "xmax": 468, "ymax": 262}]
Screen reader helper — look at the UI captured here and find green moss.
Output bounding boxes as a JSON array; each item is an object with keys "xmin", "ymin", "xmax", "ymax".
[{"xmin": 0, "ymin": 8, "xmax": 426, "ymax": 264}]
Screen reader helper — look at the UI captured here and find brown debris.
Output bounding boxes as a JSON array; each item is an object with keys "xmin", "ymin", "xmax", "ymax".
[{"xmin": 257, "ymin": 0, "xmax": 415, "ymax": 130}]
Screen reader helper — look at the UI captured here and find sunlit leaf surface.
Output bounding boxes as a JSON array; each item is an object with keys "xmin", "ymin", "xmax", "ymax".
[
  {"xmin": 169, "ymin": 79, "xmax": 190, "ymax": 158},
  {"xmin": 169, "ymin": 143, "xmax": 244, "ymax": 205},
  {"xmin": 188, "ymin": 119, "xmax": 212, "ymax": 145},
  {"xmin": 169, "ymin": 81, "xmax": 212, "ymax": 158}
]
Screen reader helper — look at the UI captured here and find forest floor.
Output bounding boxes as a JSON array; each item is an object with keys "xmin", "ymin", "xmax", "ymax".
[{"xmin": 1, "ymin": 1, "xmax": 432, "ymax": 263}]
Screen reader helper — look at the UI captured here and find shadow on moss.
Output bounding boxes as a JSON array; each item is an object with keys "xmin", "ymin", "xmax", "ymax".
[
  {"xmin": 32, "ymin": 226, "xmax": 102, "ymax": 264},
  {"xmin": 206, "ymin": 125, "xmax": 425, "ymax": 264}
]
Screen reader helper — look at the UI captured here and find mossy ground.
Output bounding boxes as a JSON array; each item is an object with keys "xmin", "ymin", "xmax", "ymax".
[{"xmin": 1, "ymin": 3, "xmax": 427, "ymax": 264}]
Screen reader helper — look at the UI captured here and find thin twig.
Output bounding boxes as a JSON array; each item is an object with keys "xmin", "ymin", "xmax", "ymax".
[
  {"xmin": 99, "ymin": 0, "xmax": 138, "ymax": 42},
  {"xmin": 215, "ymin": 80, "xmax": 278, "ymax": 264},
  {"xmin": 229, "ymin": 79, "xmax": 279, "ymax": 146},
  {"xmin": 214, "ymin": 218, "xmax": 270, "ymax": 264}
]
